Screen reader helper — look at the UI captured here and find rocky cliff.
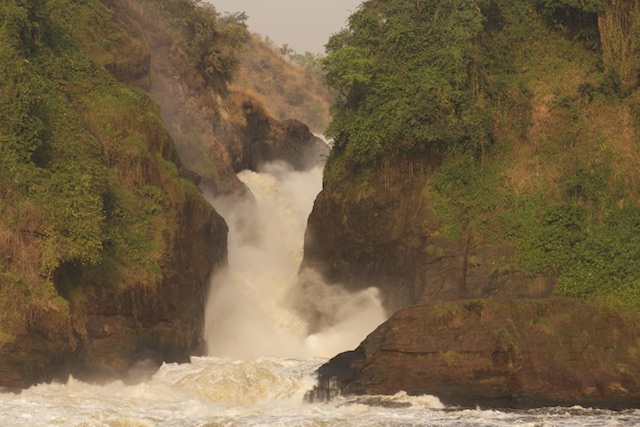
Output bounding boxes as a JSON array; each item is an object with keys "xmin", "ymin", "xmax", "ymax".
[
  {"xmin": 309, "ymin": 298, "xmax": 640, "ymax": 409},
  {"xmin": 115, "ymin": 0, "xmax": 327, "ymax": 195},
  {"xmin": 301, "ymin": 0, "xmax": 640, "ymax": 409},
  {"xmin": 302, "ymin": 154, "xmax": 555, "ymax": 314},
  {"xmin": 0, "ymin": 0, "xmax": 229, "ymax": 389},
  {"xmin": 0, "ymin": 0, "xmax": 325, "ymax": 390}
]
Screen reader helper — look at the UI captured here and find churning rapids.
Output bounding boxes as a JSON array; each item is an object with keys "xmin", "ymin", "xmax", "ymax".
[{"xmin": 1, "ymin": 163, "xmax": 639, "ymax": 426}]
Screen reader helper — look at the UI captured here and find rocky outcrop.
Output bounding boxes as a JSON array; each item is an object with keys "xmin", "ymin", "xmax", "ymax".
[
  {"xmin": 309, "ymin": 298, "xmax": 640, "ymax": 409},
  {"xmin": 0, "ymin": 0, "xmax": 230, "ymax": 390},
  {"xmin": 141, "ymin": 15, "xmax": 327, "ymax": 196},
  {"xmin": 71, "ymin": 194, "xmax": 227, "ymax": 384},
  {"xmin": 228, "ymin": 98, "xmax": 329, "ymax": 173},
  {"xmin": 0, "ymin": 141, "xmax": 227, "ymax": 392},
  {"xmin": 301, "ymin": 154, "xmax": 554, "ymax": 314},
  {"xmin": 133, "ymin": 3, "xmax": 246, "ymax": 196}
]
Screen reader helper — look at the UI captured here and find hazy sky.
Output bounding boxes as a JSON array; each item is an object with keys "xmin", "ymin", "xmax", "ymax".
[{"xmin": 208, "ymin": 0, "xmax": 363, "ymax": 54}]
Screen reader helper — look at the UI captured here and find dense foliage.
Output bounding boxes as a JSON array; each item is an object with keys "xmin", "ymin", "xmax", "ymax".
[
  {"xmin": 323, "ymin": 0, "xmax": 640, "ymax": 305},
  {"xmin": 323, "ymin": 0, "xmax": 491, "ymax": 162},
  {"xmin": 0, "ymin": 0, "xmax": 214, "ymax": 344},
  {"xmin": 149, "ymin": 0, "xmax": 250, "ymax": 89}
]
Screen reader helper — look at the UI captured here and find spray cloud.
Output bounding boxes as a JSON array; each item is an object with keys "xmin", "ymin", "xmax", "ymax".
[{"xmin": 204, "ymin": 161, "xmax": 386, "ymax": 358}]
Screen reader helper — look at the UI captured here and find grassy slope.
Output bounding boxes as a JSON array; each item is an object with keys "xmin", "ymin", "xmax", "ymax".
[
  {"xmin": 457, "ymin": 4, "xmax": 640, "ymax": 304},
  {"xmin": 232, "ymin": 34, "xmax": 333, "ymax": 133}
]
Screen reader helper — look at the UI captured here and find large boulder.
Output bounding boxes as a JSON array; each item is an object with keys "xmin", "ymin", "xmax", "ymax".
[
  {"xmin": 309, "ymin": 298, "xmax": 640, "ymax": 409},
  {"xmin": 229, "ymin": 97, "xmax": 329, "ymax": 173}
]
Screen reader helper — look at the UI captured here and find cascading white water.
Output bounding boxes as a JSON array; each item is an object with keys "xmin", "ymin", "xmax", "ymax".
[
  {"xmin": 0, "ymin": 358, "xmax": 634, "ymax": 427},
  {"xmin": 0, "ymin": 163, "xmax": 636, "ymax": 426},
  {"xmin": 204, "ymin": 161, "xmax": 386, "ymax": 358}
]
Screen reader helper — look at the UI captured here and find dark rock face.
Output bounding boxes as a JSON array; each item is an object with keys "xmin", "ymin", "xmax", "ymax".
[
  {"xmin": 302, "ymin": 155, "xmax": 554, "ymax": 314},
  {"xmin": 72, "ymin": 195, "xmax": 227, "ymax": 384},
  {"xmin": 310, "ymin": 298, "xmax": 640, "ymax": 409},
  {"xmin": 0, "ymin": 175, "xmax": 227, "ymax": 392},
  {"xmin": 0, "ymin": 165, "xmax": 228, "ymax": 391},
  {"xmin": 229, "ymin": 99, "xmax": 329, "ymax": 173}
]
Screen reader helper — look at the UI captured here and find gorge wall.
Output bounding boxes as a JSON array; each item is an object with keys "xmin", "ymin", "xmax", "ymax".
[
  {"xmin": 0, "ymin": 0, "xmax": 228, "ymax": 389},
  {"xmin": 301, "ymin": 0, "xmax": 640, "ymax": 408},
  {"xmin": 302, "ymin": 154, "xmax": 555, "ymax": 314},
  {"xmin": 0, "ymin": 0, "xmax": 325, "ymax": 390}
]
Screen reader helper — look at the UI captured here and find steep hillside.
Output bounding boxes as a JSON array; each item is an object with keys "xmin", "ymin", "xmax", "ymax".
[
  {"xmin": 0, "ymin": 0, "xmax": 325, "ymax": 389},
  {"xmin": 113, "ymin": 0, "xmax": 327, "ymax": 195},
  {"xmin": 232, "ymin": 33, "xmax": 334, "ymax": 134},
  {"xmin": 0, "ymin": 0, "xmax": 229, "ymax": 388},
  {"xmin": 303, "ymin": 0, "xmax": 640, "ymax": 311},
  {"xmin": 302, "ymin": 0, "xmax": 640, "ymax": 407}
]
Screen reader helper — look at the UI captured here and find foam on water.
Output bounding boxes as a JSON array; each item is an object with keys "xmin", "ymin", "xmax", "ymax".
[
  {"xmin": 1, "ymin": 356, "xmax": 638, "ymax": 426},
  {"xmin": 2, "ymin": 162, "xmax": 639, "ymax": 425}
]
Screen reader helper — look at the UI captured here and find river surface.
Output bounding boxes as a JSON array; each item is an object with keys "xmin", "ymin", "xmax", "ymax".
[
  {"xmin": 1, "ymin": 356, "xmax": 638, "ymax": 426},
  {"xmin": 1, "ymin": 163, "xmax": 639, "ymax": 426}
]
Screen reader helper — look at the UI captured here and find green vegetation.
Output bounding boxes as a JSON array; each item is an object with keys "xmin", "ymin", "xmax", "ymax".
[
  {"xmin": 323, "ymin": 0, "xmax": 640, "ymax": 306},
  {"xmin": 0, "ymin": 0, "xmax": 219, "ymax": 344},
  {"xmin": 148, "ymin": 0, "xmax": 250, "ymax": 90},
  {"xmin": 323, "ymin": 0, "xmax": 491, "ymax": 163}
]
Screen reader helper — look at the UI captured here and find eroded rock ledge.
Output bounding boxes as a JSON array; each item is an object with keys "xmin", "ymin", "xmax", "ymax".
[{"xmin": 308, "ymin": 298, "xmax": 640, "ymax": 410}]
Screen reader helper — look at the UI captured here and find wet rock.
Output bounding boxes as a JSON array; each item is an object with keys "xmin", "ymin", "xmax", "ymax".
[
  {"xmin": 311, "ymin": 298, "xmax": 640, "ymax": 410},
  {"xmin": 230, "ymin": 98, "xmax": 329, "ymax": 173},
  {"xmin": 306, "ymin": 349, "xmax": 365, "ymax": 403}
]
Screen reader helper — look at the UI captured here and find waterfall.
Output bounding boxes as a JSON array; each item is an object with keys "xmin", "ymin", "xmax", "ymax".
[
  {"xmin": 0, "ymin": 163, "xmax": 624, "ymax": 427},
  {"xmin": 203, "ymin": 161, "xmax": 386, "ymax": 358}
]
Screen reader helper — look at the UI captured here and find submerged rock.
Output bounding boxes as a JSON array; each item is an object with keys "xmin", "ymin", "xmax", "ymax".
[{"xmin": 310, "ymin": 298, "xmax": 640, "ymax": 410}]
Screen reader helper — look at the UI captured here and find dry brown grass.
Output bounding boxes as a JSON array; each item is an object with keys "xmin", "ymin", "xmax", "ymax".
[
  {"xmin": 233, "ymin": 34, "xmax": 333, "ymax": 133},
  {"xmin": 0, "ymin": 203, "xmax": 46, "ymax": 284},
  {"xmin": 506, "ymin": 84, "xmax": 564, "ymax": 197},
  {"xmin": 226, "ymin": 85, "xmax": 274, "ymax": 127},
  {"xmin": 0, "ymin": 201, "xmax": 53, "ymax": 344},
  {"xmin": 584, "ymin": 102, "xmax": 640, "ymax": 204}
]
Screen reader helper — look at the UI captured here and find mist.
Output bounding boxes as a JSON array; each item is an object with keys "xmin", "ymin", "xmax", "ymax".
[{"xmin": 204, "ymin": 162, "xmax": 386, "ymax": 358}]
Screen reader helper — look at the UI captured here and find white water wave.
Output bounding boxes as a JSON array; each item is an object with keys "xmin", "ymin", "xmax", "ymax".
[
  {"xmin": 0, "ymin": 356, "xmax": 638, "ymax": 426},
  {"xmin": 2, "ymin": 163, "xmax": 638, "ymax": 426}
]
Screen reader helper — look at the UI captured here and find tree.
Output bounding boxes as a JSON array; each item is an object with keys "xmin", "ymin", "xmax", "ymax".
[
  {"xmin": 322, "ymin": 0, "xmax": 491, "ymax": 163},
  {"xmin": 218, "ymin": 11, "xmax": 249, "ymax": 29}
]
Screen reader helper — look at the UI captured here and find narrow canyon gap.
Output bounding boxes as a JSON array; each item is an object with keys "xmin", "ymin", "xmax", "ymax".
[{"xmin": 203, "ymin": 160, "xmax": 387, "ymax": 358}]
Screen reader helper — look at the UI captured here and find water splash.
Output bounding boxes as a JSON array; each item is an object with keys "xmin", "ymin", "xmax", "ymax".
[
  {"xmin": 204, "ymin": 161, "xmax": 387, "ymax": 358},
  {"xmin": 0, "ymin": 359, "xmax": 632, "ymax": 427}
]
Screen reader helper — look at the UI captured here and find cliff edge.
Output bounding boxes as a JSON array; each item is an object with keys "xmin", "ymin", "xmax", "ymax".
[{"xmin": 301, "ymin": 0, "xmax": 640, "ymax": 408}]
